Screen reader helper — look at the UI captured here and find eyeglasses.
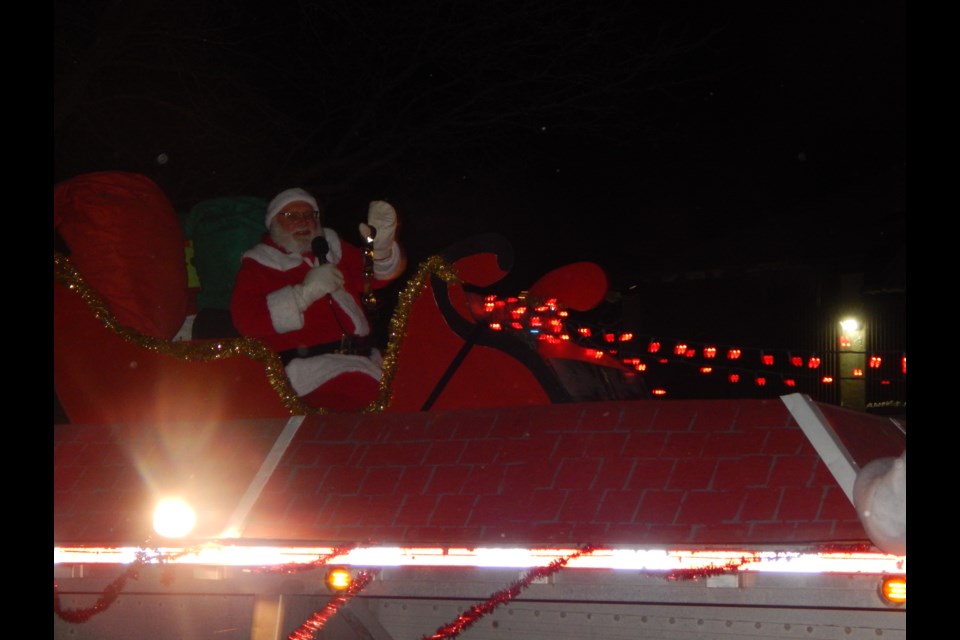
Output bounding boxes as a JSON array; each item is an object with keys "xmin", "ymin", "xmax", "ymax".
[{"xmin": 278, "ymin": 210, "xmax": 320, "ymax": 223}]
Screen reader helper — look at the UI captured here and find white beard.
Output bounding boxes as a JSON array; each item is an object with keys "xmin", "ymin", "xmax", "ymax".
[{"xmin": 270, "ymin": 223, "xmax": 318, "ymax": 254}]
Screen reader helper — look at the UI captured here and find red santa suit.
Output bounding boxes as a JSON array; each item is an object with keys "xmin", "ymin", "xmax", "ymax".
[{"xmin": 231, "ymin": 226, "xmax": 402, "ymax": 411}]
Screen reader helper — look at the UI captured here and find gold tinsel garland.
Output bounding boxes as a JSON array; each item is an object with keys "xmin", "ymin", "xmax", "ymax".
[
  {"xmin": 370, "ymin": 255, "xmax": 461, "ymax": 412},
  {"xmin": 54, "ymin": 252, "xmax": 460, "ymax": 416}
]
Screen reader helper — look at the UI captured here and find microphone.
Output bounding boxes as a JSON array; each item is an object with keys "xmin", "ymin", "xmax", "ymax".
[{"xmin": 311, "ymin": 236, "xmax": 329, "ymax": 264}]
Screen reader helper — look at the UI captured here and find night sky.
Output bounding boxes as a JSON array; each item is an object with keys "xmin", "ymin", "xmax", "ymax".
[{"xmin": 54, "ymin": 1, "xmax": 905, "ymax": 343}]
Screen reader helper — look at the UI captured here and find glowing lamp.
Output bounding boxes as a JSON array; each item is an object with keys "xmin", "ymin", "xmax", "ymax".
[
  {"xmin": 652, "ymin": 388, "xmax": 667, "ymax": 396},
  {"xmin": 869, "ymin": 356, "xmax": 882, "ymax": 368},
  {"xmin": 790, "ymin": 356, "xmax": 803, "ymax": 367},
  {"xmin": 840, "ymin": 317, "xmax": 860, "ymax": 333},
  {"xmin": 674, "ymin": 343, "xmax": 687, "ymax": 355},
  {"xmin": 648, "ymin": 341, "xmax": 661, "ymax": 353},
  {"xmin": 808, "ymin": 357, "xmax": 821, "ymax": 369},
  {"xmin": 821, "ymin": 376, "xmax": 834, "ymax": 384},
  {"xmin": 880, "ymin": 576, "xmax": 906, "ymax": 605},
  {"xmin": 728, "ymin": 374, "xmax": 739, "ymax": 383},
  {"xmin": 755, "ymin": 377, "xmax": 766, "ymax": 386},
  {"xmin": 852, "ymin": 368, "xmax": 864, "ymax": 377},
  {"xmin": 761, "ymin": 354, "xmax": 774, "ymax": 366},
  {"xmin": 784, "ymin": 379, "xmax": 796, "ymax": 387},
  {"xmin": 152, "ymin": 498, "xmax": 196, "ymax": 538},
  {"xmin": 619, "ymin": 332, "xmax": 634, "ymax": 342},
  {"xmin": 326, "ymin": 567, "xmax": 353, "ymax": 592},
  {"xmin": 727, "ymin": 349, "xmax": 741, "ymax": 360},
  {"xmin": 703, "ymin": 347, "xmax": 717, "ymax": 359}
]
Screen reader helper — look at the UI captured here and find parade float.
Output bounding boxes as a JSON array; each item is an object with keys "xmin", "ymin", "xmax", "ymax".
[{"xmin": 54, "ymin": 172, "xmax": 905, "ymax": 639}]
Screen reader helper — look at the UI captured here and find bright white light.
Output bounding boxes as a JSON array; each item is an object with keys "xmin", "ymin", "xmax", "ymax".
[
  {"xmin": 54, "ymin": 545, "xmax": 906, "ymax": 576},
  {"xmin": 153, "ymin": 498, "xmax": 196, "ymax": 538},
  {"xmin": 840, "ymin": 318, "xmax": 860, "ymax": 333}
]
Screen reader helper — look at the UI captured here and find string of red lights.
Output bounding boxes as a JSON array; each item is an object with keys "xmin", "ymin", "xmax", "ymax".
[{"xmin": 473, "ymin": 292, "xmax": 906, "ymax": 397}]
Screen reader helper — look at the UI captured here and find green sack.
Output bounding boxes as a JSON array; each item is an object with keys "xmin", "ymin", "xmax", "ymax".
[{"xmin": 183, "ymin": 196, "xmax": 266, "ymax": 311}]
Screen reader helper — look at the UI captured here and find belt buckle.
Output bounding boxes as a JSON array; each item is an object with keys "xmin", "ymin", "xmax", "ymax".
[{"xmin": 336, "ymin": 335, "xmax": 353, "ymax": 355}]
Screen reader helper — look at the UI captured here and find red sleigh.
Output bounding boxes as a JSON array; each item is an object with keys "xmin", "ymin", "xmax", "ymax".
[{"xmin": 54, "ymin": 171, "xmax": 638, "ymax": 424}]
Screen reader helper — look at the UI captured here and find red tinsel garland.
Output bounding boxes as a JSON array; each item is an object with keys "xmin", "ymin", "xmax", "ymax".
[
  {"xmin": 57, "ymin": 543, "xmax": 876, "ymax": 634},
  {"xmin": 247, "ymin": 545, "xmax": 356, "ymax": 574},
  {"xmin": 52, "ymin": 546, "xmax": 346, "ymax": 623},
  {"xmin": 54, "ymin": 571, "xmax": 138, "ymax": 624},
  {"xmin": 661, "ymin": 558, "xmax": 749, "ymax": 581},
  {"xmin": 53, "ymin": 548, "xmax": 190, "ymax": 623},
  {"xmin": 421, "ymin": 545, "xmax": 596, "ymax": 640},
  {"xmin": 288, "ymin": 571, "xmax": 374, "ymax": 640}
]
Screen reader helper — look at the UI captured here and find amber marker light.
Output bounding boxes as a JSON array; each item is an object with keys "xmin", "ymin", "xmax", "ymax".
[
  {"xmin": 880, "ymin": 575, "xmax": 906, "ymax": 605},
  {"xmin": 327, "ymin": 567, "xmax": 353, "ymax": 592}
]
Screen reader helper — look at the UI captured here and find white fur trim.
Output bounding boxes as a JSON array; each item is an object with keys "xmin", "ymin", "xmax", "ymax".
[
  {"xmin": 319, "ymin": 227, "xmax": 343, "ymax": 264},
  {"xmin": 172, "ymin": 314, "xmax": 196, "ymax": 342},
  {"xmin": 267, "ymin": 286, "xmax": 306, "ymax": 334},
  {"xmin": 373, "ymin": 240, "xmax": 403, "ymax": 280},
  {"xmin": 265, "ymin": 188, "xmax": 319, "ymax": 228},
  {"xmin": 244, "ymin": 243, "xmax": 308, "ymax": 272},
  {"xmin": 244, "ymin": 227, "xmax": 343, "ymax": 270},
  {"xmin": 285, "ymin": 350, "xmax": 383, "ymax": 395}
]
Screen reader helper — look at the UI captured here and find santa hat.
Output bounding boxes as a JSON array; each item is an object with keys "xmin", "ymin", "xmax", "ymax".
[{"xmin": 265, "ymin": 188, "xmax": 319, "ymax": 228}]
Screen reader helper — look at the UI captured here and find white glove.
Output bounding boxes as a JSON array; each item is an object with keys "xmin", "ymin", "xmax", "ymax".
[
  {"xmin": 359, "ymin": 200, "xmax": 398, "ymax": 253},
  {"xmin": 293, "ymin": 263, "xmax": 344, "ymax": 311}
]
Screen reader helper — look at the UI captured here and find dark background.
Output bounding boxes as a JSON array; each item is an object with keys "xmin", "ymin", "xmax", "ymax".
[{"xmin": 54, "ymin": 0, "xmax": 905, "ymax": 357}]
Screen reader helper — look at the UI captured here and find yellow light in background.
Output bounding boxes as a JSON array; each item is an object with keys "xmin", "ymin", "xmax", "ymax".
[
  {"xmin": 327, "ymin": 567, "xmax": 353, "ymax": 592},
  {"xmin": 840, "ymin": 318, "xmax": 860, "ymax": 333},
  {"xmin": 153, "ymin": 498, "xmax": 196, "ymax": 538},
  {"xmin": 880, "ymin": 576, "xmax": 906, "ymax": 605}
]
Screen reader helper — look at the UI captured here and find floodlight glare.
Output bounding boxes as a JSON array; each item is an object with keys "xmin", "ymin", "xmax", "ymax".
[{"xmin": 153, "ymin": 498, "xmax": 197, "ymax": 538}]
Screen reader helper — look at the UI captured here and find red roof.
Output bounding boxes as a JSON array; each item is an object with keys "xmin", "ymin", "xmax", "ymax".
[{"xmin": 53, "ymin": 397, "xmax": 905, "ymax": 550}]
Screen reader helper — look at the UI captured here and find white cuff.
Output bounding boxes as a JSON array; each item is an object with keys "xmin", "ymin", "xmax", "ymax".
[
  {"xmin": 267, "ymin": 285, "xmax": 306, "ymax": 334},
  {"xmin": 372, "ymin": 241, "xmax": 403, "ymax": 280}
]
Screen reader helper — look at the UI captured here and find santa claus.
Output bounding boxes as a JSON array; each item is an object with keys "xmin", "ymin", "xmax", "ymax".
[{"xmin": 231, "ymin": 187, "xmax": 405, "ymax": 411}]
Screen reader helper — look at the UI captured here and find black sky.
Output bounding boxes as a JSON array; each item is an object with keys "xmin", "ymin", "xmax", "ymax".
[{"xmin": 54, "ymin": 1, "xmax": 905, "ymax": 294}]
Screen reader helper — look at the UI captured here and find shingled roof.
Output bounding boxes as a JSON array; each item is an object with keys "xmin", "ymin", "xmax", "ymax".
[{"xmin": 53, "ymin": 396, "xmax": 905, "ymax": 551}]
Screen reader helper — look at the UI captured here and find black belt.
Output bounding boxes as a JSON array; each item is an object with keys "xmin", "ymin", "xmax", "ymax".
[{"xmin": 279, "ymin": 336, "xmax": 372, "ymax": 365}]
